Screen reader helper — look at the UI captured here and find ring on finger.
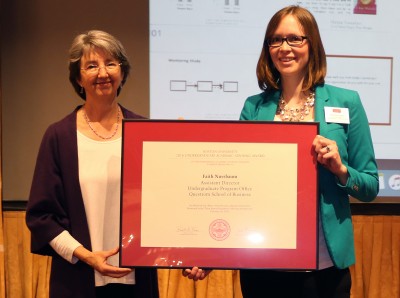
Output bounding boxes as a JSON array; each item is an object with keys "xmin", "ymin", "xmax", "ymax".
[{"xmin": 326, "ymin": 146, "xmax": 331, "ymax": 153}]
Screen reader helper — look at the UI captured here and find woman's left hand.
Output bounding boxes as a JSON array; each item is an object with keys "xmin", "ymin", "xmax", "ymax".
[{"xmin": 312, "ymin": 135, "xmax": 349, "ymax": 185}]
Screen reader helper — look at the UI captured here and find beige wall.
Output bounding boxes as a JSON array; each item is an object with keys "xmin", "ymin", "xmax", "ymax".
[{"xmin": 1, "ymin": 0, "xmax": 149, "ymax": 200}]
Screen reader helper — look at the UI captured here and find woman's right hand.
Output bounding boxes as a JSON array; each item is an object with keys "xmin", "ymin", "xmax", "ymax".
[
  {"xmin": 74, "ymin": 246, "xmax": 132, "ymax": 278},
  {"xmin": 182, "ymin": 266, "xmax": 211, "ymax": 281}
]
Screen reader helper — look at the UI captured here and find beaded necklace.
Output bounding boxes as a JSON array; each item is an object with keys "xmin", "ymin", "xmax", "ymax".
[
  {"xmin": 276, "ymin": 92, "xmax": 315, "ymax": 121},
  {"xmin": 83, "ymin": 106, "xmax": 120, "ymax": 140}
]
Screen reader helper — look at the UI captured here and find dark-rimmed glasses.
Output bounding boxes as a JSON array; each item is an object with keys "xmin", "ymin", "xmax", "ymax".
[{"xmin": 267, "ymin": 35, "xmax": 308, "ymax": 48}]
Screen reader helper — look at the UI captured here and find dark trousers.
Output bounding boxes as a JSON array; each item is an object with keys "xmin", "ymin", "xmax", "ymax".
[
  {"xmin": 95, "ymin": 284, "xmax": 137, "ymax": 298},
  {"xmin": 240, "ymin": 267, "xmax": 351, "ymax": 298}
]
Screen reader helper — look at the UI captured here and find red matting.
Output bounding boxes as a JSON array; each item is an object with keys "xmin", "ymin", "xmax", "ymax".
[{"xmin": 120, "ymin": 120, "xmax": 319, "ymax": 270}]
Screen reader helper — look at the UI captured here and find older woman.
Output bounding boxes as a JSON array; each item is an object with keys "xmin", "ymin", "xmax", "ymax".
[
  {"xmin": 184, "ymin": 6, "xmax": 379, "ymax": 298},
  {"xmin": 26, "ymin": 30, "xmax": 159, "ymax": 298}
]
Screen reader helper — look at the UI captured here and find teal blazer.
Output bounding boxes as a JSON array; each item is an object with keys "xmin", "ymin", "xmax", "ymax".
[{"xmin": 240, "ymin": 84, "xmax": 379, "ymax": 269}]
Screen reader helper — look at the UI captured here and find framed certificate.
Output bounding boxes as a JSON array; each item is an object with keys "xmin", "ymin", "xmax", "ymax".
[{"xmin": 120, "ymin": 120, "xmax": 319, "ymax": 270}]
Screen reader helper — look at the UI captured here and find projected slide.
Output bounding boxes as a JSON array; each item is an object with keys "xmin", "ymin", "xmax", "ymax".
[{"xmin": 149, "ymin": 0, "xmax": 399, "ymax": 161}]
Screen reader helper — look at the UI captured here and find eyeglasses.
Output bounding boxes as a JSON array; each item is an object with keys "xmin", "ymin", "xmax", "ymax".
[
  {"xmin": 267, "ymin": 35, "xmax": 308, "ymax": 48},
  {"xmin": 80, "ymin": 62, "xmax": 122, "ymax": 75}
]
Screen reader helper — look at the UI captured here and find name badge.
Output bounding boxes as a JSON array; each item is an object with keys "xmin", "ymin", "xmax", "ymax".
[{"xmin": 324, "ymin": 107, "xmax": 350, "ymax": 124}]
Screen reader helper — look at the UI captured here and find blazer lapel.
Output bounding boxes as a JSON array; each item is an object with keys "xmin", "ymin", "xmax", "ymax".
[
  {"xmin": 256, "ymin": 90, "xmax": 280, "ymax": 121},
  {"xmin": 314, "ymin": 85, "xmax": 330, "ymax": 132},
  {"xmin": 256, "ymin": 87, "xmax": 330, "ymax": 123}
]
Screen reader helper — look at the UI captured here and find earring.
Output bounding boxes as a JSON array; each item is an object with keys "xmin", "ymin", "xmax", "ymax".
[{"xmin": 80, "ymin": 86, "xmax": 84, "ymax": 94}]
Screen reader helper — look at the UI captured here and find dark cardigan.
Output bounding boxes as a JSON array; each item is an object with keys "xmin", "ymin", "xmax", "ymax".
[{"xmin": 26, "ymin": 105, "xmax": 159, "ymax": 298}]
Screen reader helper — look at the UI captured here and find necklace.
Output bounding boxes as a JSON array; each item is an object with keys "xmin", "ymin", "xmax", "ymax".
[
  {"xmin": 276, "ymin": 92, "xmax": 315, "ymax": 121},
  {"xmin": 83, "ymin": 106, "xmax": 120, "ymax": 140}
]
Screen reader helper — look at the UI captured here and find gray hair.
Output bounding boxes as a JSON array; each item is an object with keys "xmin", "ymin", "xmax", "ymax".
[{"xmin": 68, "ymin": 30, "xmax": 131, "ymax": 100}]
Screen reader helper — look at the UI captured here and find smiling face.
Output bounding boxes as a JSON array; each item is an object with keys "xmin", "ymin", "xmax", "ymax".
[
  {"xmin": 78, "ymin": 48, "xmax": 123, "ymax": 102},
  {"xmin": 268, "ymin": 15, "xmax": 310, "ymax": 83}
]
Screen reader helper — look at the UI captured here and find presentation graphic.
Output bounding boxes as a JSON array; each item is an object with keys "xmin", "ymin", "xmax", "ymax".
[
  {"xmin": 354, "ymin": 0, "xmax": 377, "ymax": 15},
  {"xmin": 170, "ymin": 80, "xmax": 239, "ymax": 92},
  {"xmin": 150, "ymin": 0, "xmax": 400, "ymax": 161}
]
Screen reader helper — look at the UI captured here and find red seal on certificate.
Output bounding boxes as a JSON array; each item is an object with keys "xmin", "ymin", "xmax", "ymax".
[{"xmin": 209, "ymin": 219, "xmax": 231, "ymax": 241}]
